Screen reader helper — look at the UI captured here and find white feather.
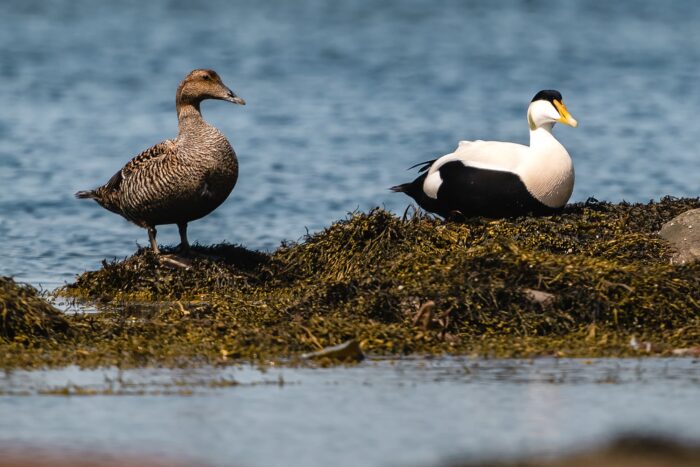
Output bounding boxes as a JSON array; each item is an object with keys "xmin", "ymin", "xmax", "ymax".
[
  {"xmin": 423, "ymin": 171, "xmax": 443, "ymax": 199},
  {"xmin": 421, "ymin": 99, "xmax": 575, "ymax": 208}
]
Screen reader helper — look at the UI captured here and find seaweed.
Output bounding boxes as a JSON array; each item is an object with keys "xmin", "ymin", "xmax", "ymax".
[
  {"xmin": 2, "ymin": 197, "xmax": 700, "ymax": 369},
  {"xmin": 0, "ymin": 277, "xmax": 70, "ymax": 343}
]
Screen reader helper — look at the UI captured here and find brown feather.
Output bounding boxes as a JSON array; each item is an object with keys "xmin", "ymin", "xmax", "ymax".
[{"xmin": 76, "ymin": 69, "xmax": 242, "ymax": 236}]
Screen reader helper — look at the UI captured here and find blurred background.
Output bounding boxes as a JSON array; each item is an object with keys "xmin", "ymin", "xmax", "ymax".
[{"xmin": 1, "ymin": 0, "xmax": 699, "ymax": 286}]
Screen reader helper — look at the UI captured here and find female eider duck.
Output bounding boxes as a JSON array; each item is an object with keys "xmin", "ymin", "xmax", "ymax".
[
  {"xmin": 76, "ymin": 69, "xmax": 245, "ymax": 254},
  {"xmin": 391, "ymin": 90, "xmax": 578, "ymax": 218}
]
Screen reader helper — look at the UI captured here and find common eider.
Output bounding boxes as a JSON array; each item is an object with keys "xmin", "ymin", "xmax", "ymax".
[
  {"xmin": 391, "ymin": 90, "xmax": 578, "ymax": 218},
  {"xmin": 76, "ymin": 69, "xmax": 245, "ymax": 254}
]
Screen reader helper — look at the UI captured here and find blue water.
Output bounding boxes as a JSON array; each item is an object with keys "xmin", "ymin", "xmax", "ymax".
[
  {"xmin": 2, "ymin": 358, "xmax": 700, "ymax": 467},
  {"xmin": 1, "ymin": 0, "xmax": 699, "ymax": 288},
  {"xmin": 2, "ymin": 3, "xmax": 700, "ymax": 465}
]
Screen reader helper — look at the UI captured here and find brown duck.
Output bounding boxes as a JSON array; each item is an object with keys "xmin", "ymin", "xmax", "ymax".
[{"xmin": 76, "ymin": 69, "xmax": 245, "ymax": 254}]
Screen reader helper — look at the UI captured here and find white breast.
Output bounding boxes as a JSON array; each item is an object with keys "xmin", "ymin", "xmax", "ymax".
[{"xmin": 518, "ymin": 128, "xmax": 574, "ymax": 208}]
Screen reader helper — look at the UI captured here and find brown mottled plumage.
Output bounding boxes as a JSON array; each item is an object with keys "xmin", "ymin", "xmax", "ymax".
[{"xmin": 76, "ymin": 69, "xmax": 246, "ymax": 254}]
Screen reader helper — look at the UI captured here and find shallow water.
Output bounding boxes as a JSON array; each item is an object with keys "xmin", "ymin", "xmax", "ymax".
[
  {"xmin": 2, "ymin": 358, "xmax": 700, "ymax": 467},
  {"xmin": 1, "ymin": 0, "xmax": 699, "ymax": 288}
]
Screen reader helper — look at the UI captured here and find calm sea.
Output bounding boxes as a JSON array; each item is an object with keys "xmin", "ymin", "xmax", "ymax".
[
  {"xmin": 1, "ymin": 3, "xmax": 700, "ymax": 466},
  {"xmin": 2, "ymin": 358, "xmax": 700, "ymax": 467}
]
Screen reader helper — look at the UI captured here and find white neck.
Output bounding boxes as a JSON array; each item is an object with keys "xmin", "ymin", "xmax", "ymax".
[
  {"xmin": 529, "ymin": 123, "xmax": 558, "ymax": 149},
  {"xmin": 520, "ymin": 123, "xmax": 574, "ymax": 208}
]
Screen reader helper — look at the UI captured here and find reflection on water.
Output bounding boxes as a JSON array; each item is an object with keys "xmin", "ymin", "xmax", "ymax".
[
  {"xmin": 1, "ymin": 358, "xmax": 700, "ymax": 467},
  {"xmin": 1, "ymin": 0, "xmax": 700, "ymax": 288}
]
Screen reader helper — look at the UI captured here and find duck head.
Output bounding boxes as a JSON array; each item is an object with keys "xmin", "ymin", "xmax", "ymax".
[
  {"xmin": 527, "ymin": 90, "xmax": 577, "ymax": 130},
  {"xmin": 176, "ymin": 69, "xmax": 245, "ymax": 107}
]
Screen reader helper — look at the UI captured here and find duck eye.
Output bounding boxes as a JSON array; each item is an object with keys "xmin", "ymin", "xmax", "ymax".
[{"xmin": 202, "ymin": 74, "xmax": 211, "ymax": 81}]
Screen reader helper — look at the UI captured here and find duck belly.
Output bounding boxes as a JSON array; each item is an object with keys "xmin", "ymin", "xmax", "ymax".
[{"xmin": 120, "ymin": 158, "xmax": 238, "ymax": 227}]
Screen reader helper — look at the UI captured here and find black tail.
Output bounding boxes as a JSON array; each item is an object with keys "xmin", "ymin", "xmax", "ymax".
[
  {"xmin": 389, "ymin": 183, "xmax": 412, "ymax": 193},
  {"xmin": 389, "ymin": 173, "xmax": 427, "ymax": 199},
  {"xmin": 389, "ymin": 173, "xmax": 441, "ymax": 216},
  {"xmin": 75, "ymin": 190, "xmax": 96, "ymax": 200}
]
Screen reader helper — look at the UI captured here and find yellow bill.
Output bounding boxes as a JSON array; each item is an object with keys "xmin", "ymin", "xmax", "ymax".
[{"xmin": 553, "ymin": 99, "xmax": 578, "ymax": 127}]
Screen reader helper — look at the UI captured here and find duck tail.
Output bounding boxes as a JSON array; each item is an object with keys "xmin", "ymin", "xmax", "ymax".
[
  {"xmin": 389, "ymin": 183, "xmax": 411, "ymax": 193},
  {"xmin": 75, "ymin": 190, "xmax": 97, "ymax": 200}
]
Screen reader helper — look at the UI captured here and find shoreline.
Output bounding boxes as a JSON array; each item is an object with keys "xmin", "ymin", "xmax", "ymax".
[{"xmin": 2, "ymin": 197, "xmax": 699, "ymax": 369}]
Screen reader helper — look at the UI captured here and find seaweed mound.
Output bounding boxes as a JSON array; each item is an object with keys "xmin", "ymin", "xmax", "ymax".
[
  {"xmin": 0, "ymin": 277, "xmax": 70, "ymax": 343},
  {"xmin": 5, "ymin": 197, "xmax": 700, "ymax": 368}
]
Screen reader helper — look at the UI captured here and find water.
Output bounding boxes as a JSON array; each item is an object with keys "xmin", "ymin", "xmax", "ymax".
[
  {"xmin": 1, "ymin": 0, "xmax": 699, "ymax": 288},
  {"xmin": 1, "ymin": 358, "xmax": 699, "ymax": 467},
  {"xmin": 2, "ymin": 3, "xmax": 700, "ymax": 465}
]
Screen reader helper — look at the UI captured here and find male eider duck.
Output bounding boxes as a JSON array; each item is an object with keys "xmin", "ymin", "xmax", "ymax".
[
  {"xmin": 76, "ymin": 69, "xmax": 245, "ymax": 254},
  {"xmin": 391, "ymin": 90, "xmax": 578, "ymax": 218}
]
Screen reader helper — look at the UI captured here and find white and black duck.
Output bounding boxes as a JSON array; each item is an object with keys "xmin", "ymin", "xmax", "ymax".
[
  {"xmin": 391, "ymin": 90, "xmax": 578, "ymax": 218},
  {"xmin": 76, "ymin": 69, "xmax": 246, "ymax": 254}
]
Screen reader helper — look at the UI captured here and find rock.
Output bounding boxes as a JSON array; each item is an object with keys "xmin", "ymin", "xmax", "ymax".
[
  {"xmin": 523, "ymin": 288, "xmax": 555, "ymax": 306},
  {"xmin": 659, "ymin": 208, "xmax": 700, "ymax": 264},
  {"xmin": 301, "ymin": 339, "xmax": 364, "ymax": 362}
]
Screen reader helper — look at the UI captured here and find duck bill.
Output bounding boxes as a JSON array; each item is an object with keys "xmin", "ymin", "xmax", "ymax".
[
  {"xmin": 225, "ymin": 94, "xmax": 246, "ymax": 105},
  {"xmin": 223, "ymin": 88, "xmax": 246, "ymax": 105},
  {"xmin": 553, "ymin": 99, "xmax": 577, "ymax": 127}
]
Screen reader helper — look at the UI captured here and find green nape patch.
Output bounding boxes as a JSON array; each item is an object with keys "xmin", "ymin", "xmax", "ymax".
[{"xmin": 3, "ymin": 197, "xmax": 700, "ymax": 369}]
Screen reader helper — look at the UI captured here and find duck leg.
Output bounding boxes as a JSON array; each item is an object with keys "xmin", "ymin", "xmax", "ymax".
[
  {"xmin": 177, "ymin": 222, "xmax": 191, "ymax": 254},
  {"xmin": 159, "ymin": 222, "xmax": 197, "ymax": 269},
  {"xmin": 159, "ymin": 223, "xmax": 193, "ymax": 269},
  {"xmin": 148, "ymin": 226, "xmax": 160, "ymax": 254},
  {"xmin": 165, "ymin": 222, "xmax": 222, "ymax": 268}
]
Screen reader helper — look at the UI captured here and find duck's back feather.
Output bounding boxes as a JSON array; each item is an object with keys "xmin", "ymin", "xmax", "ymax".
[
  {"xmin": 428, "ymin": 140, "xmax": 527, "ymax": 176},
  {"xmin": 105, "ymin": 140, "xmax": 176, "ymax": 192}
]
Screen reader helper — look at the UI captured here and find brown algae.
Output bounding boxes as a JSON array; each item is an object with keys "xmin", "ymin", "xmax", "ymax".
[
  {"xmin": 1, "ymin": 277, "xmax": 70, "ymax": 342},
  {"xmin": 2, "ymin": 197, "xmax": 700, "ymax": 369}
]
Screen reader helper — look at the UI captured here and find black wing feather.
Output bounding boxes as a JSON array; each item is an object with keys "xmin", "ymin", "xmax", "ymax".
[{"xmin": 435, "ymin": 161, "xmax": 555, "ymax": 218}]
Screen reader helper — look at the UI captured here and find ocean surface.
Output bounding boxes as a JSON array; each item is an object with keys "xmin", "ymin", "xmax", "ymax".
[
  {"xmin": 1, "ymin": 0, "xmax": 699, "ymax": 288},
  {"xmin": 1, "ymin": 2, "xmax": 700, "ymax": 466},
  {"xmin": 2, "ymin": 358, "xmax": 700, "ymax": 467}
]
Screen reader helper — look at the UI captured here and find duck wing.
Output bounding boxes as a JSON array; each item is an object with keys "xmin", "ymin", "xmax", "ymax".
[
  {"xmin": 105, "ymin": 139, "xmax": 177, "ymax": 191},
  {"xmin": 78, "ymin": 139, "xmax": 177, "ymax": 218}
]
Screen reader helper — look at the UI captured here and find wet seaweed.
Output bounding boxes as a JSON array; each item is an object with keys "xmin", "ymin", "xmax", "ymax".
[
  {"xmin": 2, "ymin": 197, "xmax": 700, "ymax": 369},
  {"xmin": 0, "ymin": 277, "xmax": 70, "ymax": 343}
]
